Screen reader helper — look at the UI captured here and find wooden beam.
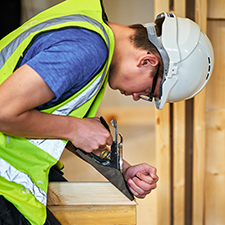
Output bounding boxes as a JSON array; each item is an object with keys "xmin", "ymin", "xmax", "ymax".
[
  {"xmin": 173, "ymin": 102, "xmax": 185, "ymax": 225},
  {"xmin": 48, "ymin": 182, "xmax": 137, "ymax": 225},
  {"xmin": 172, "ymin": 1, "xmax": 186, "ymax": 225},
  {"xmin": 192, "ymin": 0, "xmax": 207, "ymax": 224},
  {"xmin": 154, "ymin": 2, "xmax": 171, "ymax": 225},
  {"xmin": 206, "ymin": 19, "xmax": 225, "ymax": 225},
  {"xmin": 156, "ymin": 104, "xmax": 171, "ymax": 225},
  {"xmin": 192, "ymin": 94, "xmax": 206, "ymax": 225},
  {"xmin": 205, "ymin": 110, "xmax": 225, "ymax": 225},
  {"xmin": 185, "ymin": 3, "xmax": 196, "ymax": 225}
]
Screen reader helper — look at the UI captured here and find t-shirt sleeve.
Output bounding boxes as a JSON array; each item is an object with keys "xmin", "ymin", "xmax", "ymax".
[{"xmin": 21, "ymin": 28, "xmax": 108, "ymax": 108}]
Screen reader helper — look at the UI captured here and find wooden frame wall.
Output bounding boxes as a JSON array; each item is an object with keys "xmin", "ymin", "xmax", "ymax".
[{"xmin": 155, "ymin": 0, "xmax": 208, "ymax": 224}]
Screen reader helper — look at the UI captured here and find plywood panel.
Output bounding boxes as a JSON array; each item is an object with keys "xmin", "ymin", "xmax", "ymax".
[{"xmin": 208, "ymin": 0, "xmax": 225, "ymax": 19}]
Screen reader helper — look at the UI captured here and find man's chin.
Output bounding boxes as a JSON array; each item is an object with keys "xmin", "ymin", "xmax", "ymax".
[{"xmin": 108, "ymin": 80, "xmax": 117, "ymax": 90}]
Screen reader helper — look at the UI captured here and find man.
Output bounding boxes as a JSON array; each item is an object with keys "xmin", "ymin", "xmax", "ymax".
[{"xmin": 0, "ymin": 0, "xmax": 213, "ymax": 224}]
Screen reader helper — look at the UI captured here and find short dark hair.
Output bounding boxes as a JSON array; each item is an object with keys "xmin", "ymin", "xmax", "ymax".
[{"xmin": 129, "ymin": 24, "xmax": 163, "ymax": 79}]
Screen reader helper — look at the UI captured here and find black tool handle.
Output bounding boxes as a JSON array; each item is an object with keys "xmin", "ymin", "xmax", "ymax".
[{"xmin": 100, "ymin": 116, "xmax": 110, "ymax": 132}]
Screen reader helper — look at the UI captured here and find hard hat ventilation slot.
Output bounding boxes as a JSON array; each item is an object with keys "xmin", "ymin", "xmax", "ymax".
[
  {"xmin": 208, "ymin": 57, "xmax": 211, "ymax": 64},
  {"xmin": 206, "ymin": 57, "xmax": 212, "ymax": 80}
]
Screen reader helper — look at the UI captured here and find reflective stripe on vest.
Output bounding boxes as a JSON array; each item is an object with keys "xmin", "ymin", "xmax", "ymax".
[
  {"xmin": 0, "ymin": 14, "xmax": 109, "ymax": 69},
  {"xmin": 0, "ymin": 157, "xmax": 47, "ymax": 205}
]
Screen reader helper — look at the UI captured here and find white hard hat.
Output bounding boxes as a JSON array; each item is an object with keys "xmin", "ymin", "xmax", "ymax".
[{"xmin": 144, "ymin": 12, "xmax": 214, "ymax": 109}]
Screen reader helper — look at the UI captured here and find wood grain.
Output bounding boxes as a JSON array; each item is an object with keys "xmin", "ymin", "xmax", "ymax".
[{"xmin": 47, "ymin": 182, "xmax": 137, "ymax": 225}]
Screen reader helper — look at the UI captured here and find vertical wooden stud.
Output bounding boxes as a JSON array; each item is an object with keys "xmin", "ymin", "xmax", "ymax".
[
  {"xmin": 172, "ymin": 1, "xmax": 186, "ymax": 225},
  {"xmin": 156, "ymin": 104, "xmax": 171, "ymax": 225},
  {"xmin": 192, "ymin": 0, "xmax": 207, "ymax": 224},
  {"xmin": 154, "ymin": 2, "xmax": 171, "ymax": 225},
  {"xmin": 173, "ymin": 102, "xmax": 185, "ymax": 225}
]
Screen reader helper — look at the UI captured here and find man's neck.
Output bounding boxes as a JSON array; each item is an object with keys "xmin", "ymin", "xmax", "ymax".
[{"xmin": 107, "ymin": 22, "xmax": 135, "ymax": 67}]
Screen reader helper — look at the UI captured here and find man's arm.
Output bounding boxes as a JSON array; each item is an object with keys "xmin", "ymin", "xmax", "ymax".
[{"xmin": 0, "ymin": 64, "xmax": 112, "ymax": 152}]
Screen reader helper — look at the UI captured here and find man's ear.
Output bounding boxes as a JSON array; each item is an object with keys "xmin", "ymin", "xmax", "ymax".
[{"xmin": 137, "ymin": 53, "xmax": 159, "ymax": 68}]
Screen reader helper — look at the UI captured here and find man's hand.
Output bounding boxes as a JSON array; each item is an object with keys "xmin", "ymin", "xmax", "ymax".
[
  {"xmin": 70, "ymin": 117, "xmax": 113, "ymax": 153},
  {"xmin": 123, "ymin": 162, "xmax": 158, "ymax": 199}
]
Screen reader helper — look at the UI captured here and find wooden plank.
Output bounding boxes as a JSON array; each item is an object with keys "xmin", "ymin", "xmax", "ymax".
[
  {"xmin": 192, "ymin": 1, "xmax": 207, "ymax": 224},
  {"xmin": 205, "ymin": 110, "xmax": 225, "ymax": 225},
  {"xmin": 173, "ymin": 102, "xmax": 185, "ymax": 225},
  {"xmin": 205, "ymin": 19, "xmax": 225, "ymax": 225},
  {"xmin": 172, "ymin": 2, "xmax": 186, "ymax": 224},
  {"xmin": 195, "ymin": 0, "xmax": 207, "ymax": 31},
  {"xmin": 192, "ymin": 92, "xmax": 206, "ymax": 225},
  {"xmin": 155, "ymin": 104, "xmax": 171, "ymax": 225},
  {"xmin": 47, "ymin": 182, "xmax": 136, "ymax": 206},
  {"xmin": 172, "ymin": 2, "xmax": 186, "ymax": 225},
  {"xmin": 48, "ymin": 182, "xmax": 136, "ymax": 225},
  {"xmin": 48, "ymin": 205, "xmax": 136, "ymax": 225},
  {"xmin": 208, "ymin": 0, "xmax": 225, "ymax": 19},
  {"xmin": 154, "ymin": 2, "xmax": 171, "ymax": 225}
]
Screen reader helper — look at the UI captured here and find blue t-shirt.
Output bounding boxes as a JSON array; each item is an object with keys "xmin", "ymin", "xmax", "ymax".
[{"xmin": 20, "ymin": 28, "xmax": 108, "ymax": 109}]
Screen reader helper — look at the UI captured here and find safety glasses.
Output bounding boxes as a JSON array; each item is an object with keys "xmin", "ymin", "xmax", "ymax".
[{"xmin": 138, "ymin": 63, "xmax": 160, "ymax": 102}]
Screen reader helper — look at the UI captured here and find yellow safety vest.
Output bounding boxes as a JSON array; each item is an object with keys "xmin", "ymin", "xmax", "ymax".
[{"xmin": 0, "ymin": 0, "xmax": 115, "ymax": 224}]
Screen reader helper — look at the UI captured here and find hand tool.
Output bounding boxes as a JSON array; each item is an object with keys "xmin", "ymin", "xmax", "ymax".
[{"xmin": 72, "ymin": 117, "xmax": 134, "ymax": 201}]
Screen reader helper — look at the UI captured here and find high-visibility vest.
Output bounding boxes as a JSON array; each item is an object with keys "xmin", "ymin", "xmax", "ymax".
[{"xmin": 0, "ymin": 0, "xmax": 115, "ymax": 224}]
